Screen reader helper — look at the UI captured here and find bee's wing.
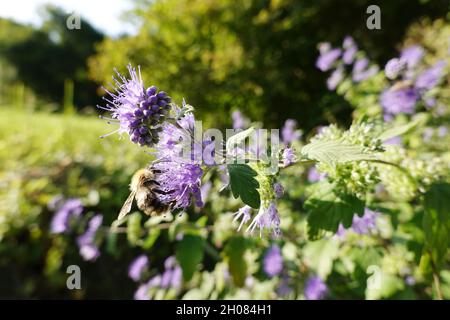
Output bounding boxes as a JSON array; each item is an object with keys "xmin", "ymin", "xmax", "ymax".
[{"xmin": 117, "ymin": 190, "xmax": 136, "ymax": 221}]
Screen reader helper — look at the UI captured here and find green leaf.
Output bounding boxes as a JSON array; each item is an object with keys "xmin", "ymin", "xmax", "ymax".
[
  {"xmin": 224, "ymin": 237, "xmax": 248, "ymax": 287},
  {"xmin": 422, "ymin": 183, "xmax": 450, "ymax": 269},
  {"xmin": 226, "ymin": 127, "xmax": 255, "ymax": 152},
  {"xmin": 141, "ymin": 229, "xmax": 161, "ymax": 250},
  {"xmin": 303, "ymin": 239, "xmax": 339, "ymax": 278},
  {"xmin": 227, "ymin": 164, "xmax": 261, "ymax": 208},
  {"xmin": 301, "ymin": 139, "xmax": 377, "ymax": 168},
  {"xmin": 378, "ymin": 115, "xmax": 425, "ymax": 141},
  {"xmin": 175, "ymin": 234, "xmax": 205, "ymax": 281},
  {"xmin": 305, "ymin": 181, "xmax": 365, "ymax": 240}
]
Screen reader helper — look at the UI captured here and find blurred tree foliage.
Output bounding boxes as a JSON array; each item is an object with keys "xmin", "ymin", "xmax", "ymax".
[
  {"xmin": 0, "ymin": 6, "xmax": 104, "ymax": 110},
  {"xmin": 90, "ymin": 0, "xmax": 449, "ymax": 130}
]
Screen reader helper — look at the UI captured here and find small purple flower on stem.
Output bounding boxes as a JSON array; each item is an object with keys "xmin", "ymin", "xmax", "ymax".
[
  {"xmin": 415, "ymin": 60, "xmax": 447, "ymax": 91},
  {"xmin": 307, "ymin": 166, "xmax": 326, "ymax": 183},
  {"xmin": 327, "ymin": 67, "xmax": 344, "ymax": 90},
  {"xmin": 351, "ymin": 208, "xmax": 379, "ymax": 234},
  {"xmin": 282, "ymin": 147, "xmax": 296, "ymax": 167},
  {"xmin": 263, "ymin": 244, "xmax": 283, "ymax": 277},
  {"xmin": 246, "ymin": 202, "xmax": 281, "ymax": 237},
  {"xmin": 50, "ymin": 198, "xmax": 83, "ymax": 234},
  {"xmin": 381, "ymin": 86, "xmax": 419, "ymax": 116},
  {"xmin": 128, "ymin": 255, "xmax": 149, "ymax": 282},
  {"xmin": 281, "ymin": 119, "xmax": 301, "ymax": 145},
  {"xmin": 273, "ymin": 183, "xmax": 284, "ymax": 199},
  {"xmin": 316, "ymin": 48, "xmax": 342, "ymax": 72},
  {"xmin": 77, "ymin": 214, "xmax": 103, "ymax": 261},
  {"xmin": 385, "ymin": 58, "xmax": 406, "ymax": 80},
  {"xmin": 232, "ymin": 110, "xmax": 249, "ymax": 130},
  {"xmin": 152, "ymin": 161, "xmax": 203, "ymax": 210},
  {"xmin": 400, "ymin": 45, "xmax": 424, "ymax": 69},
  {"xmin": 304, "ymin": 276, "xmax": 328, "ymax": 300},
  {"xmin": 99, "ymin": 64, "xmax": 172, "ymax": 147},
  {"xmin": 336, "ymin": 208, "xmax": 379, "ymax": 236},
  {"xmin": 233, "ymin": 205, "xmax": 252, "ymax": 231},
  {"xmin": 342, "ymin": 36, "xmax": 357, "ymax": 65}
]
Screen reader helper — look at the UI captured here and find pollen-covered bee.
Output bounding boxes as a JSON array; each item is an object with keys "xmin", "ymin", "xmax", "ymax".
[{"xmin": 117, "ymin": 166, "xmax": 173, "ymax": 220}]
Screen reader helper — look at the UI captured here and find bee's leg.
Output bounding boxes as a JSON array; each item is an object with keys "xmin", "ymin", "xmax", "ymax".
[{"xmin": 153, "ymin": 189, "xmax": 168, "ymax": 195}]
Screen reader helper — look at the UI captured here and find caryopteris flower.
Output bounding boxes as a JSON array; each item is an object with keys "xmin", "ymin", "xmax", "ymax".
[
  {"xmin": 282, "ymin": 147, "xmax": 296, "ymax": 166},
  {"xmin": 327, "ymin": 67, "xmax": 344, "ymax": 90},
  {"xmin": 99, "ymin": 64, "xmax": 172, "ymax": 147},
  {"xmin": 385, "ymin": 58, "xmax": 406, "ymax": 80},
  {"xmin": 381, "ymin": 85, "xmax": 419, "ymax": 116},
  {"xmin": 316, "ymin": 48, "xmax": 342, "ymax": 72},
  {"xmin": 50, "ymin": 198, "xmax": 83, "ymax": 234},
  {"xmin": 400, "ymin": 45, "xmax": 424, "ymax": 69},
  {"xmin": 281, "ymin": 119, "xmax": 301, "ymax": 145},
  {"xmin": 233, "ymin": 205, "xmax": 252, "ymax": 231},
  {"xmin": 77, "ymin": 214, "xmax": 103, "ymax": 261},
  {"xmin": 128, "ymin": 255, "xmax": 149, "ymax": 282},
  {"xmin": 231, "ymin": 110, "xmax": 249, "ymax": 130},
  {"xmin": 337, "ymin": 208, "xmax": 380, "ymax": 236},
  {"xmin": 149, "ymin": 111, "xmax": 204, "ymax": 211},
  {"xmin": 263, "ymin": 244, "xmax": 283, "ymax": 277},
  {"xmin": 304, "ymin": 276, "xmax": 328, "ymax": 300},
  {"xmin": 415, "ymin": 60, "xmax": 447, "ymax": 91}
]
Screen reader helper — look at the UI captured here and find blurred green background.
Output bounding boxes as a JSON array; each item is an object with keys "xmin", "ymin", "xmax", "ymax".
[{"xmin": 0, "ymin": 0, "xmax": 449, "ymax": 299}]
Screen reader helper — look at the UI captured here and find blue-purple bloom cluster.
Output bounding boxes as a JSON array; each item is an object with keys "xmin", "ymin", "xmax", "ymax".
[
  {"xmin": 307, "ymin": 166, "xmax": 327, "ymax": 183},
  {"xmin": 50, "ymin": 198, "xmax": 83, "ymax": 234},
  {"xmin": 129, "ymin": 255, "xmax": 149, "ymax": 282},
  {"xmin": 304, "ymin": 276, "xmax": 328, "ymax": 300},
  {"xmin": 316, "ymin": 36, "xmax": 378, "ymax": 90},
  {"xmin": 336, "ymin": 207, "xmax": 379, "ymax": 237},
  {"xmin": 381, "ymin": 45, "xmax": 447, "ymax": 119},
  {"xmin": 77, "ymin": 214, "xmax": 103, "ymax": 261},
  {"xmin": 281, "ymin": 119, "xmax": 302, "ymax": 145},
  {"xmin": 134, "ymin": 256, "xmax": 182, "ymax": 300},
  {"xmin": 232, "ymin": 110, "xmax": 249, "ymax": 130},
  {"xmin": 263, "ymin": 244, "xmax": 283, "ymax": 277},
  {"xmin": 100, "ymin": 64, "xmax": 172, "ymax": 147},
  {"xmin": 151, "ymin": 110, "xmax": 204, "ymax": 210}
]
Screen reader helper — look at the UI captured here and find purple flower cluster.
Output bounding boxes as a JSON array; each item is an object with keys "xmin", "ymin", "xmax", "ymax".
[
  {"xmin": 128, "ymin": 255, "xmax": 149, "ymax": 282},
  {"xmin": 380, "ymin": 86, "xmax": 419, "ymax": 117},
  {"xmin": 307, "ymin": 166, "xmax": 327, "ymax": 183},
  {"xmin": 316, "ymin": 36, "xmax": 378, "ymax": 91},
  {"xmin": 282, "ymin": 147, "xmax": 296, "ymax": 166},
  {"xmin": 316, "ymin": 47, "xmax": 342, "ymax": 72},
  {"xmin": 134, "ymin": 256, "xmax": 182, "ymax": 300},
  {"xmin": 304, "ymin": 276, "xmax": 328, "ymax": 300},
  {"xmin": 50, "ymin": 198, "xmax": 83, "ymax": 234},
  {"xmin": 77, "ymin": 214, "xmax": 103, "ymax": 261},
  {"xmin": 232, "ymin": 110, "xmax": 249, "ymax": 130},
  {"xmin": 234, "ymin": 201, "xmax": 281, "ymax": 237},
  {"xmin": 352, "ymin": 58, "xmax": 378, "ymax": 82},
  {"xmin": 152, "ymin": 161, "xmax": 204, "ymax": 209},
  {"xmin": 100, "ymin": 64, "xmax": 172, "ymax": 147},
  {"xmin": 336, "ymin": 207, "xmax": 379, "ymax": 237},
  {"xmin": 281, "ymin": 119, "xmax": 302, "ymax": 145},
  {"xmin": 149, "ymin": 111, "xmax": 204, "ymax": 211},
  {"xmin": 263, "ymin": 244, "xmax": 283, "ymax": 277},
  {"xmin": 248, "ymin": 202, "xmax": 281, "ymax": 237},
  {"xmin": 381, "ymin": 46, "xmax": 447, "ymax": 118}
]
